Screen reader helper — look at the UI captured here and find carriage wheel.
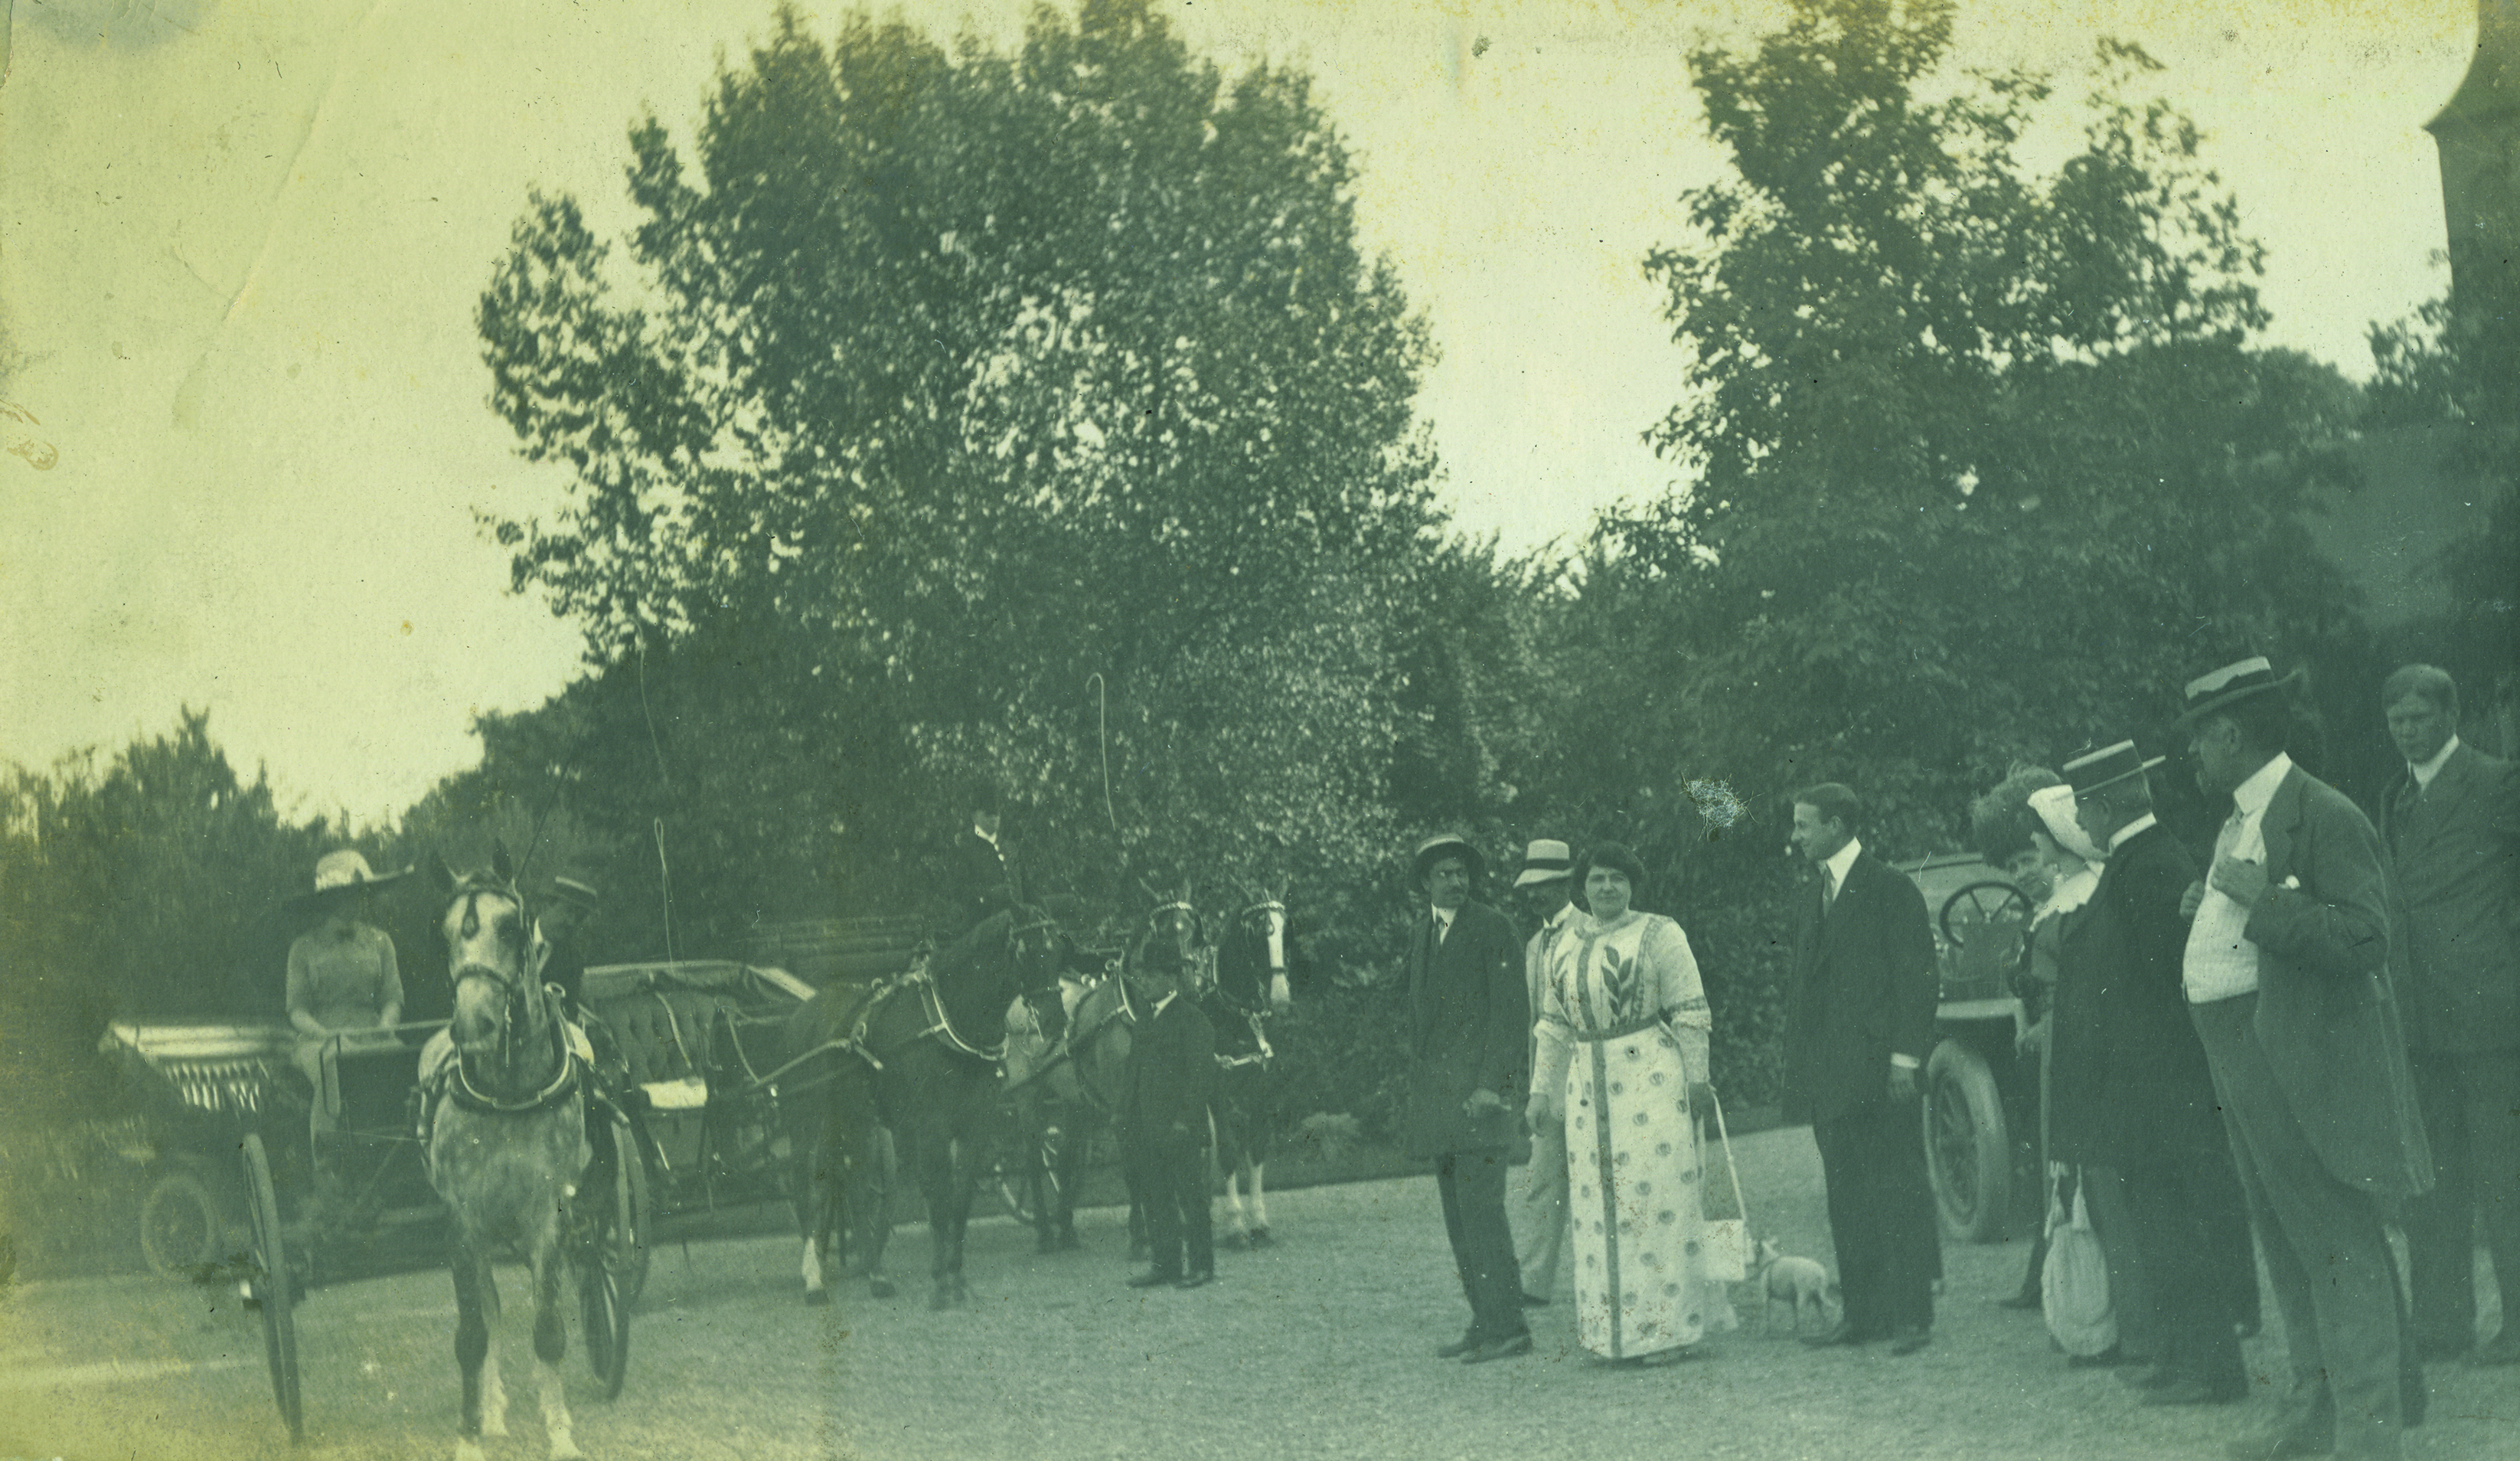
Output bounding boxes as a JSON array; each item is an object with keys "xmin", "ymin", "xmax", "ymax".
[
  {"xmin": 580, "ymin": 1265, "xmax": 630, "ymax": 1400},
  {"xmin": 139, "ymin": 1159, "xmax": 236, "ymax": 1280},
  {"xmin": 990, "ymin": 1139, "xmax": 1056, "ymax": 1229},
  {"xmin": 598, "ymin": 1109, "xmax": 654, "ymax": 1309},
  {"xmin": 240, "ymin": 1134, "xmax": 303, "ymax": 1443}
]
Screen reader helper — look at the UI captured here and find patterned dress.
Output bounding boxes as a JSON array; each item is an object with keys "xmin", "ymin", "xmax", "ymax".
[{"xmin": 1532, "ymin": 910, "xmax": 1735, "ymax": 1359}]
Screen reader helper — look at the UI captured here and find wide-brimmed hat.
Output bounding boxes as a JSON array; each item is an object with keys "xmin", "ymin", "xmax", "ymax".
[
  {"xmin": 1513, "ymin": 839, "xmax": 1573, "ymax": 887},
  {"xmin": 2025, "ymin": 783, "xmax": 2106, "ymax": 865},
  {"xmin": 2061, "ymin": 740, "xmax": 2165, "ymax": 796},
  {"xmin": 296, "ymin": 850, "xmax": 409, "ymax": 907},
  {"xmin": 550, "ymin": 875, "xmax": 599, "ymax": 913},
  {"xmin": 2175, "ymin": 656, "xmax": 2303, "ymax": 730},
  {"xmin": 1410, "ymin": 833, "xmax": 1484, "ymax": 888}
]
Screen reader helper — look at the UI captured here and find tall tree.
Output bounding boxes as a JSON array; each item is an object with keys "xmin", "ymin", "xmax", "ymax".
[{"xmin": 475, "ymin": 1, "xmax": 1441, "ymax": 929}]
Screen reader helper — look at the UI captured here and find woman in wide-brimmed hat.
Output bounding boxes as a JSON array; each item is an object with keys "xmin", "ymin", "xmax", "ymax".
[
  {"xmin": 1526, "ymin": 841, "xmax": 1737, "ymax": 1365},
  {"xmin": 286, "ymin": 851, "xmax": 410, "ymax": 1129}
]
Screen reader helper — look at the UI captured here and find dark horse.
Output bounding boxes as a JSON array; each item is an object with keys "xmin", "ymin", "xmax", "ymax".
[
  {"xmin": 1000, "ymin": 897, "xmax": 1203, "ymax": 1253},
  {"xmin": 780, "ymin": 907, "xmax": 1065, "ymax": 1308},
  {"xmin": 1200, "ymin": 894, "xmax": 1303, "ymax": 1249},
  {"xmin": 423, "ymin": 846, "xmax": 590, "ymax": 1461}
]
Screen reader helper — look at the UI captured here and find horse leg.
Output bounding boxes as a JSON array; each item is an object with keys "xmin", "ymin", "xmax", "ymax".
[
  {"xmin": 922, "ymin": 1125, "xmax": 960, "ymax": 1309},
  {"xmin": 857, "ymin": 1124, "xmax": 898, "ymax": 1299},
  {"xmin": 451, "ymin": 1237, "xmax": 491, "ymax": 1461},
  {"xmin": 796, "ymin": 1133, "xmax": 834, "ymax": 1305},
  {"xmin": 1248, "ymin": 1158, "xmax": 1271, "ymax": 1246},
  {"xmin": 478, "ymin": 1263, "xmax": 510, "ymax": 1438},
  {"xmin": 1050, "ymin": 1119, "xmax": 1084, "ymax": 1249},
  {"xmin": 530, "ymin": 1234, "xmax": 579, "ymax": 1461}
]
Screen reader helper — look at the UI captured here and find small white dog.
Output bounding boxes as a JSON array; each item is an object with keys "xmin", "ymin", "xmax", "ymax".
[{"xmin": 1751, "ymin": 1236, "xmax": 1837, "ymax": 1335}]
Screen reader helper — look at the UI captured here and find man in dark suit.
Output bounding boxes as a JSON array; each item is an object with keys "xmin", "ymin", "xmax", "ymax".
[
  {"xmin": 950, "ymin": 789, "xmax": 1016, "ymax": 938},
  {"xmin": 2061, "ymin": 743, "xmax": 2252, "ymax": 1404},
  {"xmin": 2176, "ymin": 659, "xmax": 2433, "ymax": 1461},
  {"xmin": 537, "ymin": 874, "xmax": 599, "ymax": 1014},
  {"xmin": 1781, "ymin": 783, "xmax": 1941, "ymax": 1355},
  {"xmin": 2376, "ymin": 664, "xmax": 2520, "ymax": 1367},
  {"xmin": 1118, "ymin": 952, "xmax": 1218, "ymax": 1290},
  {"xmin": 1400, "ymin": 833, "xmax": 1532, "ymax": 1365}
]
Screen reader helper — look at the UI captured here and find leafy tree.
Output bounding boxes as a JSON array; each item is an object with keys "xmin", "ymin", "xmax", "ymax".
[
  {"xmin": 1542, "ymin": 0, "xmax": 2375, "ymax": 1100},
  {"xmin": 473, "ymin": 0, "xmax": 1443, "ymax": 944}
]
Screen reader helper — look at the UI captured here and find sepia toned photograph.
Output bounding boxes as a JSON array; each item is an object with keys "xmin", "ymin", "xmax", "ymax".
[{"xmin": 2, "ymin": 1, "xmax": 2511, "ymax": 1457}]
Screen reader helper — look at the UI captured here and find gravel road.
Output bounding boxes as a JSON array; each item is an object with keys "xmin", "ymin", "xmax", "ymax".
[{"xmin": 1, "ymin": 1126, "xmax": 2508, "ymax": 1460}]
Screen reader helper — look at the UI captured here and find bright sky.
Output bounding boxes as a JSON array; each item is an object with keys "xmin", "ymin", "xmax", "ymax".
[{"xmin": 0, "ymin": 0, "xmax": 2475, "ymax": 821}]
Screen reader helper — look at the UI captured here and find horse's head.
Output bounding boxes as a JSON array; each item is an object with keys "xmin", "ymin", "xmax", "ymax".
[
  {"xmin": 433, "ymin": 842, "xmax": 546, "ymax": 1070},
  {"xmin": 1004, "ymin": 904, "xmax": 1067, "ymax": 998},
  {"xmin": 1134, "ymin": 893, "xmax": 1206, "ymax": 986}
]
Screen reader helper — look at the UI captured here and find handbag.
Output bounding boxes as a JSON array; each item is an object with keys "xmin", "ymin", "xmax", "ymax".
[
  {"xmin": 1697, "ymin": 1090, "xmax": 1751, "ymax": 1283},
  {"xmin": 2042, "ymin": 1168, "xmax": 2117, "ymax": 1357}
]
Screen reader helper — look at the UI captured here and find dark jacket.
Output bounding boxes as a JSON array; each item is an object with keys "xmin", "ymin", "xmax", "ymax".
[
  {"xmin": 1399, "ymin": 900, "xmax": 1528, "ymax": 1159},
  {"xmin": 2051, "ymin": 822, "xmax": 2216, "ymax": 1166},
  {"xmin": 2244, "ymin": 766, "xmax": 2432, "ymax": 1198},
  {"xmin": 950, "ymin": 830, "xmax": 1014, "ymax": 936},
  {"xmin": 2380, "ymin": 742, "xmax": 2520, "ymax": 1054},
  {"xmin": 1781, "ymin": 849, "xmax": 1937, "ymax": 1126},
  {"xmin": 1118, "ymin": 995, "xmax": 1215, "ymax": 1149},
  {"xmin": 537, "ymin": 923, "xmax": 586, "ymax": 1013}
]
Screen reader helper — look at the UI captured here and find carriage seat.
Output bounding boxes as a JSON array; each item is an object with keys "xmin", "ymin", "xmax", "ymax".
[{"xmin": 595, "ymin": 988, "xmax": 726, "ymax": 1097}]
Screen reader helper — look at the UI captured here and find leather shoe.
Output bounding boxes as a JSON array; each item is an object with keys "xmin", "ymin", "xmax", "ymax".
[
  {"xmin": 2224, "ymin": 1414, "xmax": 2333, "ymax": 1461},
  {"xmin": 2063, "ymin": 1345, "xmax": 2125, "ymax": 1369},
  {"xmin": 1520, "ymin": 1291, "xmax": 1552, "ymax": 1308},
  {"xmin": 2118, "ymin": 1364, "xmax": 2178, "ymax": 1390},
  {"xmin": 1433, "ymin": 1332, "xmax": 1481, "ymax": 1360},
  {"xmin": 1888, "ymin": 1326, "xmax": 1931, "ymax": 1356},
  {"xmin": 1995, "ymin": 1288, "xmax": 2042, "ymax": 1311},
  {"xmin": 1125, "ymin": 1268, "xmax": 1182, "ymax": 1289},
  {"xmin": 1464, "ymin": 1331, "xmax": 1533, "ymax": 1364},
  {"xmin": 1173, "ymin": 1270, "xmax": 1214, "ymax": 1290},
  {"xmin": 2469, "ymin": 1331, "xmax": 2520, "ymax": 1367},
  {"xmin": 2143, "ymin": 1380, "xmax": 2243, "ymax": 1407},
  {"xmin": 1801, "ymin": 1319, "xmax": 1869, "ymax": 1348}
]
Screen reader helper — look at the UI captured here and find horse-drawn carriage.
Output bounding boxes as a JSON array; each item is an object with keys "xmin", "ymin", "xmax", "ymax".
[{"xmin": 101, "ymin": 1015, "xmax": 643, "ymax": 1443}]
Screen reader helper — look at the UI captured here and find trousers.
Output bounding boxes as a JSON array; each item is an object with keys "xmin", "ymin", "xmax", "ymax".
[
  {"xmin": 1435, "ymin": 1151, "xmax": 1526, "ymax": 1344},
  {"xmin": 1813, "ymin": 1097, "xmax": 1940, "ymax": 1335},
  {"xmin": 1125, "ymin": 1132, "xmax": 1213, "ymax": 1280},
  {"xmin": 2192, "ymin": 994, "xmax": 2408, "ymax": 1459},
  {"xmin": 2405, "ymin": 1045, "xmax": 2520, "ymax": 1352}
]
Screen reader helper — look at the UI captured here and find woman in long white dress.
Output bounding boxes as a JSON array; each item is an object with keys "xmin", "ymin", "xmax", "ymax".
[{"xmin": 1525, "ymin": 842, "xmax": 1736, "ymax": 1365}]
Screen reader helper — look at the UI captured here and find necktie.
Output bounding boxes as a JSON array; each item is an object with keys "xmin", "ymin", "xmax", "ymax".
[{"xmin": 1822, "ymin": 869, "xmax": 1837, "ymax": 913}]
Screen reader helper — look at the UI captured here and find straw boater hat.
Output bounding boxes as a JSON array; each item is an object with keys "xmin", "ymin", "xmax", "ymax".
[
  {"xmin": 295, "ymin": 849, "xmax": 410, "ymax": 908},
  {"xmin": 1513, "ymin": 839, "xmax": 1573, "ymax": 888},
  {"xmin": 2061, "ymin": 742, "xmax": 2166, "ymax": 797},
  {"xmin": 2174, "ymin": 655, "xmax": 2303, "ymax": 730},
  {"xmin": 1410, "ymin": 832, "xmax": 1485, "ymax": 888}
]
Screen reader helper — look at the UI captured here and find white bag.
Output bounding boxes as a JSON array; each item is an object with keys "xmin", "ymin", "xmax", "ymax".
[
  {"xmin": 1698, "ymin": 1091, "xmax": 1750, "ymax": 1283},
  {"xmin": 2042, "ymin": 1172, "xmax": 2117, "ymax": 1357}
]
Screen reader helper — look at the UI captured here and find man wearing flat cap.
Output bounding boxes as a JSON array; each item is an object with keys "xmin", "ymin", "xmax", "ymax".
[
  {"xmin": 537, "ymin": 874, "xmax": 600, "ymax": 1015},
  {"xmin": 1506, "ymin": 838, "xmax": 1578, "ymax": 1306},
  {"xmin": 1401, "ymin": 833, "xmax": 1532, "ymax": 1365},
  {"xmin": 2176, "ymin": 658, "xmax": 2431, "ymax": 1461}
]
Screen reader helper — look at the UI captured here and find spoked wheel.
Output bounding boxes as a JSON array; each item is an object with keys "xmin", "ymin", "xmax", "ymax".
[
  {"xmin": 576, "ymin": 1105, "xmax": 642, "ymax": 1397},
  {"xmin": 240, "ymin": 1133, "xmax": 303, "ymax": 1443},
  {"xmin": 580, "ymin": 1264, "xmax": 629, "ymax": 1400},
  {"xmin": 990, "ymin": 1134, "xmax": 1057, "ymax": 1228}
]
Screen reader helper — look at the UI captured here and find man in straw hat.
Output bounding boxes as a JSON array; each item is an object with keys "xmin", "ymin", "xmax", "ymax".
[
  {"xmin": 2174, "ymin": 658, "xmax": 2431, "ymax": 1461},
  {"xmin": 2058, "ymin": 742, "xmax": 2251, "ymax": 1405},
  {"xmin": 287, "ymin": 850, "xmax": 410, "ymax": 1135},
  {"xmin": 1400, "ymin": 832, "xmax": 1533, "ymax": 1365},
  {"xmin": 1506, "ymin": 838, "xmax": 1578, "ymax": 1307},
  {"xmin": 537, "ymin": 874, "xmax": 600, "ymax": 1015}
]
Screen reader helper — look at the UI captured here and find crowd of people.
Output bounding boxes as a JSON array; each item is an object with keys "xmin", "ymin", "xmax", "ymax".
[{"xmin": 1395, "ymin": 655, "xmax": 2512, "ymax": 1461}]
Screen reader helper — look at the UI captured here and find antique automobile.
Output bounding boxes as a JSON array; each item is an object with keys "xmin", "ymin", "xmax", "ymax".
[{"xmin": 1897, "ymin": 853, "xmax": 2039, "ymax": 1243}]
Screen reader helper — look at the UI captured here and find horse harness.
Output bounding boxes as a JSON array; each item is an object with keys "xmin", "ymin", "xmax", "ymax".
[{"xmin": 769, "ymin": 911, "xmax": 1059, "ymax": 1090}]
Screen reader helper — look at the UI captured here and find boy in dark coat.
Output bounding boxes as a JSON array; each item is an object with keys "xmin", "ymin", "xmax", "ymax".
[{"xmin": 1120, "ymin": 954, "xmax": 1218, "ymax": 1289}]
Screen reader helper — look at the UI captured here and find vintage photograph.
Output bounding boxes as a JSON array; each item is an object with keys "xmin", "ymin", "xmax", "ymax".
[{"xmin": 1, "ymin": 1, "xmax": 2510, "ymax": 1457}]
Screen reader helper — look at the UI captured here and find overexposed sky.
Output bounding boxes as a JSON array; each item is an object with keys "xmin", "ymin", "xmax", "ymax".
[{"xmin": 0, "ymin": 0, "xmax": 2475, "ymax": 819}]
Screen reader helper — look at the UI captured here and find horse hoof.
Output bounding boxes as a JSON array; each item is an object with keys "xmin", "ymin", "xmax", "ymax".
[
  {"xmin": 1222, "ymin": 1231, "xmax": 1248, "ymax": 1252},
  {"xmin": 1035, "ymin": 1236, "xmax": 1059, "ymax": 1255},
  {"xmin": 1056, "ymin": 1231, "xmax": 1082, "ymax": 1252},
  {"xmin": 456, "ymin": 1442, "xmax": 488, "ymax": 1461},
  {"xmin": 483, "ymin": 1414, "xmax": 511, "ymax": 1440},
  {"xmin": 804, "ymin": 1286, "xmax": 831, "ymax": 1306},
  {"xmin": 868, "ymin": 1276, "xmax": 896, "ymax": 1299},
  {"xmin": 930, "ymin": 1286, "xmax": 952, "ymax": 1311},
  {"xmin": 548, "ymin": 1436, "xmax": 585, "ymax": 1461},
  {"xmin": 1249, "ymin": 1227, "xmax": 1272, "ymax": 1248}
]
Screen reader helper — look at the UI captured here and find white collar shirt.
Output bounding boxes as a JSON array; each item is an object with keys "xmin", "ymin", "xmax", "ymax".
[
  {"xmin": 1429, "ymin": 905, "xmax": 1456, "ymax": 944},
  {"xmin": 973, "ymin": 823, "xmax": 999, "ymax": 849},
  {"xmin": 2182, "ymin": 753, "xmax": 2293, "ymax": 1003},
  {"xmin": 2410, "ymin": 735, "xmax": 2460, "ymax": 793},
  {"xmin": 1151, "ymin": 991, "xmax": 1177, "ymax": 1018},
  {"xmin": 1821, "ymin": 837, "xmax": 1864, "ymax": 905}
]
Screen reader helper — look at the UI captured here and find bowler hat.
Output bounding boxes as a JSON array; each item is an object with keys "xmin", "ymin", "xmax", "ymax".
[
  {"xmin": 1513, "ymin": 839, "xmax": 1573, "ymax": 887},
  {"xmin": 2174, "ymin": 656, "xmax": 2303, "ymax": 729},
  {"xmin": 1410, "ymin": 833, "xmax": 1485, "ymax": 888},
  {"xmin": 2061, "ymin": 740, "xmax": 2165, "ymax": 796}
]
